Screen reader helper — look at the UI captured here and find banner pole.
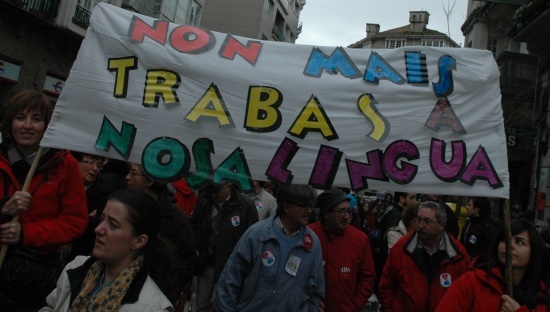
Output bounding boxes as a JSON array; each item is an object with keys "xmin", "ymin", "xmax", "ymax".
[
  {"xmin": 503, "ymin": 199, "xmax": 513, "ymax": 297},
  {"xmin": 0, "ymin": 147, "xmax": 44, "ymax": 271}
]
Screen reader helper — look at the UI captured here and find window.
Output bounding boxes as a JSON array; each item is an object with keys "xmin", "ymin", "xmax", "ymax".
[
  {"xmin": 162, "ymin": 0, "xmax": 177, "ymax": 21},
  {"xmin": 266, "ymin": 0, "xmax": 274, "ymax": 16},
  {"xmin": 421, "ymin": 40, "xmax": 447, "ymax": 47},
  {"xmin": 487, "ymin": 36, "xmax": 498, "ymax": 57},
  {"xmin": 362, "ymin": 42, "xmax": 372, "ymax": 49},
  {"xmin": 385, "ymin": 40, "xmax": 406, "ymax": 49},
  {"xmin": 188, "ymin": 1, "xmax": 202, "ymax": 26}
]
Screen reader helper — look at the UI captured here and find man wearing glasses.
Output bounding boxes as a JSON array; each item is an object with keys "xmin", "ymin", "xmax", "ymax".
[
  {"xmin": 378, "ymin": 201, "xmax": 469, "ymax": 312},
  {"xmin": 309, "ymin": 190, "xmax": 376, "ymax": 312},
  {"xmin": 216, "ymin": 184, "xmax": 324, "ymax": 312}
]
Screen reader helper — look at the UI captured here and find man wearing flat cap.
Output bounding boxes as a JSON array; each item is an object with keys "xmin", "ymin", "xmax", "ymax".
[
  {"xmin": 309, "ymin": 190, "xmax": 376, "ymax": 312},
  {"xmin": 190, "ymin": 180, "xmax": 258, "ymax": 312}
]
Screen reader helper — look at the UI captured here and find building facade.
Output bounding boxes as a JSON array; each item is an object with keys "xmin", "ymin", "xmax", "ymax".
[
  {"xmin": 507, "ymin": 0, "xmax": 550, "ymax": 226},
  {"xmin": 199, "ymin": 0, "xmax": 305, "ymax": 43},
  {"xmin": 348, "ymin": 11, "xmax": 459, "ymax": 49},
  {"xmin": 462, "ymin": 0, "xmax": 549, "ymax": 226},
  {"xmin": 0, "ymin": 0, "xmax": 203, "ymax": 105}
]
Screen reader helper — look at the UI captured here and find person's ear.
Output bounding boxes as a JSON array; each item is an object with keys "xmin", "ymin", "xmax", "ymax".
[
  {"xmin": 132, "ymin": 234, "xmax": 148, "ymax": 251},
  {"xmin": 283, "ymin": 203, "xmax": 291, "ymax": 214}
]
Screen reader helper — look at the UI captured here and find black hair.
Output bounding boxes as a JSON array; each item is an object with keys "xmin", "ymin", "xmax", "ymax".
[
  {"xmin": 107, "ymin": 189, "xmax": 179, "ymax": 303},
  {"xmin": 394, "ymin": 192, "xmax": 407, "ymax": 205},
  {"xmin": 275, "ymin": 184, "xmax": 316, "ymax": 217},
  {"xmin": 478, "ymin": 219, "xmax": 550, "ymax": 309},
  {"xmin": 468, "ymin": 196, "xmax": 491, "ymax": 218}
]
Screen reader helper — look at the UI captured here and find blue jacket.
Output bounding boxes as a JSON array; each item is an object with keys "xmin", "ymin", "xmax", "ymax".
[{"xmin": 216, "ymin": 216, "xmax": 325, "ymax": 312}]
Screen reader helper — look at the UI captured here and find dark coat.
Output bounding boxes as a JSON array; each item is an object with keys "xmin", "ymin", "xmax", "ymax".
[
  {"xmin": 157, "ymin": 188, "xmax": 197, "ymax": 299},
  {"xmin": 460, "ymin": 216, "xmax": 497, "ymax": 259},
  {"xmin": 190, "ymin": 185, "xmax": 258, "ymax": 282},
  {"xmin": 68, "ymin": 177, "xmax": 113, "ymax": 262}
]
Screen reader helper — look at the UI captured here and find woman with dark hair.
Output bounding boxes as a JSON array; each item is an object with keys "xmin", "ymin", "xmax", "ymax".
[
  {"xmin": 40, "ymin": 189, "xmax": 177, "ymax": 311},
  {"xmin": 0, "ymin": 90, "xmax": 88, "ymax": 309},
  {"xmin": 460, "ymin": 196, "xmax": 498, "ymax": 259},
  {"xmin": 436, "ymin": 219, "xmax": 550, "ymax": 312}
]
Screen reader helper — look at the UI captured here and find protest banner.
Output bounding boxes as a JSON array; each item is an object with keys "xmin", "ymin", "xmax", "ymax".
[{"xmin": 41, "ymin": 3, "xmax": 509, "ymax": 197}]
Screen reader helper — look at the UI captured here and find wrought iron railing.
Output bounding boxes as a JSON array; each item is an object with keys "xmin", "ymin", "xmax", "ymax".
[
  {"xmin": 9, "ymin": 0, "xmax": 60, "ymax": 22},
  {"xmin": 72, "ymin": 4, "xmax": 91, "ymax": 28}
]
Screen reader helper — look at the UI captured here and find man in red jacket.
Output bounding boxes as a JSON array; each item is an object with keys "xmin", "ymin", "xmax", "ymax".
[
  {"xmin": 378, "ymin": 201, "xmax": 470, "ymax": 312},
  {"xmin": 309, "ymin": 190, "xmax": 376, "ymax": 312}
]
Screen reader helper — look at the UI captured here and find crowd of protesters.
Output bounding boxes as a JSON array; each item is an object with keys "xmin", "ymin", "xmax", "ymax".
[{"xmin": 1, "ymin": 89, "xmax": 550, "ymax": 311}]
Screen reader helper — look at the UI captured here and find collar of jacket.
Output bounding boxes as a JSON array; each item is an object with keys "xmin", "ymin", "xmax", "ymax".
[
  {"xmin": 67, "ymin": 256, "xmax": 149, "ymax": 306},
  {"xmin": 259, "ymin": 216, "xmax": 311, "ymax": 251},
  {"xmin": 468, "ymin": 215, "xmax": 493, "ymax": 224},
  {"xmin": 320, "ymin": 222, "xmax": 346, "ymax": 240},
  {"xmin": 405, "ymin": 231, "xmax": 461, "ymax": 259},
  {"xmin": 209, "ymin": 185, "xmax": 245, "ymax": 213}
]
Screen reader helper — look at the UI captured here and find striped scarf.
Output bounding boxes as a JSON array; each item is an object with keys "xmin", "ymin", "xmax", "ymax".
[{"xmin": 68, "ymin": 255, "xmax": 144, "ymax": 312}]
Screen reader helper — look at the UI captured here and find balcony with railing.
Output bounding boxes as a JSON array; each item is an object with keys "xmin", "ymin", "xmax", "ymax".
[
  {"xmin": 6, "ymin": 0, "xmax": 60, "ymax": 22},
  {"xmin": 272, "ymin": 25, "xmax": 286, "ymax": 42},
  {"xmin": 72, "ymin": 4, "xmax": 91, "ymax": 28}
]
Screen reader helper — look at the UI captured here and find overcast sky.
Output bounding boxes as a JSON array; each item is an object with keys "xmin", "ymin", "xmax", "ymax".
[{"xmin": 295, "ymin": 0, "xmax": 468, "ymax": 47}]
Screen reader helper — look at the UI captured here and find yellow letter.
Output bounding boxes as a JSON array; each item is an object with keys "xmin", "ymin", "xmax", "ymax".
[
  {"xmin": 244, "ymin": 86, "xmax": 282, "ymax": 132},
  {"xmin": 288, "ymin": 95, "xmax": 338, "ymax": 140},
  {"xmin": 357, "ymin": 93, "xmax": 390, "ymax": 142},
  {"xmin": 185, "ymin": 83, "xmax": 235, "ymax": 128},
  {"xmin": 108, "ymin": 56, "xmax": 138, "ymax": 98},
  {"xmin": 143, "ymin": 70, "xmax": 181, "ymax": 107}
]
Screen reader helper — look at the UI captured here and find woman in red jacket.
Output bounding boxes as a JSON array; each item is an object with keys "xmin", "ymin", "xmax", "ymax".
[
  {"xmin": 436, "ymin": 219, "xmax": 550, "ymax": 312},
  {"xmin": 0, "ymin": 90, "xmax": 88, "ymax": 310}
]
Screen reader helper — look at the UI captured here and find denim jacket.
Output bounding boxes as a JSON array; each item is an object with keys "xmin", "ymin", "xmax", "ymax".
[{"xmin": 216, "ymin": 216, "xmax": 325, "ymax": 312}]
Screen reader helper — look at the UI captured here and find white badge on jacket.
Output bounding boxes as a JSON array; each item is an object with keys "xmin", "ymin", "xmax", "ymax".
[
  {"xmin": 231, "ymin": 215, "xmax": 241, "ymax": 226},
  {"xmin": 285, "ymin": 255, "xmax": 301, "ymax": 276},
  {"xmin": 440, "ymin": 273, "xmax": 452, "ymax": 287}
]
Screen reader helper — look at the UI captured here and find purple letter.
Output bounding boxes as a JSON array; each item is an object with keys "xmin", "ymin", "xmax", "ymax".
[
  {"xmin": 309, "ymin": 145, "xmax": 343, "ymax": 190},
  {"xmin": 460, "ymin": 146, "xmax": 504, "ymax": 188},
  {"xmin": 265, "ymin": 137, "xmax": 299, "ymax": 185},
  {"xmin": 384, "ymin": 140, "xmax": 419, "ymax": 184},
  {"xmin": 345, "ymin": 149, "xmax": 388, "ymax": 191},
  {"xmin": 430, "ymin": 138, "xmax": 466, "ymax": 182}
]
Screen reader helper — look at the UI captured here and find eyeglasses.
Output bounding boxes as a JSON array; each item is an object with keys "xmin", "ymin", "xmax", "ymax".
[
  {"xmin": 415, "ymin": 217, "xmax": 438, "ymax": 225},
  {"xmin": 333, "ymin": 208, "xmax": 351, "ymax": 216},
  {"xmin": 127, "ymin": 169, "xmax": 147, "ymax": 179},
  {"xmin": 288, "ymin": 202, "xmax": 313, "ymax": 211},
  {"xmin": 80, "ymin": 160, "xmax": 104, "ymax": 170}
]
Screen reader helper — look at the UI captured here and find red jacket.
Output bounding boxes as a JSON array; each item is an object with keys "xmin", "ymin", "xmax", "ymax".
[
  {"xmin": 436, "ymin": 267, "xmax": 548, "ymax": 312},
  {"xmin": 309, "ymin": 222, "xmax": 376, "ymax": 312},
  {"xmin": 378, "ymin": 231, "xmax": 469, "ymax": 312},
  {"xmin": 0, "ymin": 149, "xmax": 88, "ymax": 254}
]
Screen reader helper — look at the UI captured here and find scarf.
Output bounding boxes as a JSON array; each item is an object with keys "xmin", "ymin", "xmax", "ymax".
[{"xmin": 68, "ymin": 255, "xmax": 144, "ymax": 312}]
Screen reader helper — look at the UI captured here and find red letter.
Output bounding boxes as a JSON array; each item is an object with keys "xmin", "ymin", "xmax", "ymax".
[
  {"xmin": 170, "ymin": 25, "xmax": 216, "ymax": 54},
  {"xmin": 128, "ymin": 16, "xmax": 168, "ymax": 45},
  {"xmin": 219, "ymin": 35, "xmax": 263, "ymax": 65}
]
